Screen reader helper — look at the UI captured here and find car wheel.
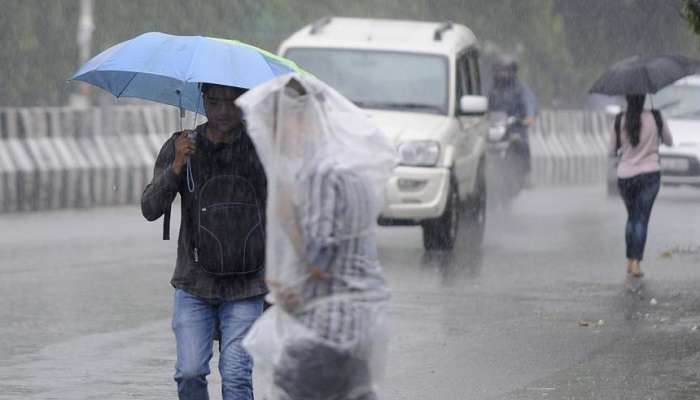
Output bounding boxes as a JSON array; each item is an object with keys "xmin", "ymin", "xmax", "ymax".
[
  {"xmin": 464, "ymin": 164, "xmax": 486, "ymax": 248},
  {"xmin": 422, "ymin": 177, "xmax": 459, "ymax": 251}
]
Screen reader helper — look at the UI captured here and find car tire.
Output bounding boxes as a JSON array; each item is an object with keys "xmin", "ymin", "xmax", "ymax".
[
  {"xmin": 422, "ymin": 177, "xmax": 459, "ymax": 251},
  {"xmin": 464, "ymin": 164, "xmax": 486, "ymax": 248}
]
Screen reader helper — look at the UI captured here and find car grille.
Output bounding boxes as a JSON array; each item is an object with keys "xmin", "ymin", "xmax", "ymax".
[{"xmin": 660, "ymin": 155, "xmax": 700, "ymax": 177}]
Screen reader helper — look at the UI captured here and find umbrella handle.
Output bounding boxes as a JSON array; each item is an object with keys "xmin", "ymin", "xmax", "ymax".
[
  {"xmin": 175, "ymin": 89, "xmax": 196, "ymax": 193},
  {"xmin": 176, "ymin": 89, "xmax": 185, "ymax": 127},
  {"xmin": 185, "ymin": 124, "xmax": 196, "ymax": 193}
]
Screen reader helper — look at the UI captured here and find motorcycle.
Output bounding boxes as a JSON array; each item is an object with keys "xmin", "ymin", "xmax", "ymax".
[{"xmin": 486, "ymin": 111, "xmax": 528, "ymax": 208}]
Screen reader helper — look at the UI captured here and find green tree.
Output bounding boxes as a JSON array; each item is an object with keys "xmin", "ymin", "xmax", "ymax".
[
  {"xmin": 0, "ymin": 0, "xmax": 79, "ymax": 106},
  {"xmin": 683, "ymin": 0, "xmax": 700, "ymax": 37}
]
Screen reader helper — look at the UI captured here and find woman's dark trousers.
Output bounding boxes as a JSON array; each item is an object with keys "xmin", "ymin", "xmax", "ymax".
[{"xmin": 617, "ymin": 171, "xmax": 661, "ymax": 261}]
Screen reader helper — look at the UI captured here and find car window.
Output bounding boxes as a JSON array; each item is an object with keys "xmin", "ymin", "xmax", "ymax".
[
  {"xmin": 456, "ymin": 55, "xmax": 473, "ymax": 98},
  {"xmin": 285, "ymin": 48, "xmax": 449, "ymax": 115},
  {"xmin": 468, "ymin": 51, "xmax": 482, "ymax": 95},
  {"xmin": 456, "ymin": 57, "xmax": 465, "ymax": 99}
]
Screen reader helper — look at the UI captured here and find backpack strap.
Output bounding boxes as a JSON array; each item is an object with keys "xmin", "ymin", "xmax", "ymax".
[
  {"xmin": 162, "ymin": 131, "xmax": 184, "ymax": 241},
  {"xmin": 162, "ymin": 206, "xmax": 171, "ymax": 240},
  {"xmin": 614, "ymin": 111, "xmax": 623, "ymax": 152},
  {"xmin": 614, "ymin": 110, "xmax": 664, "ymax": 154},
  {"xmin": 650, "ymin": 109, "xmax": 664, "ymax": 141}
]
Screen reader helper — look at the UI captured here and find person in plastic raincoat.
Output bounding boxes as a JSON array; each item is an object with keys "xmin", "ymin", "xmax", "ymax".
[{"xmin": 236, "ymin": 74, "xmax": 397, "ymax": 400}]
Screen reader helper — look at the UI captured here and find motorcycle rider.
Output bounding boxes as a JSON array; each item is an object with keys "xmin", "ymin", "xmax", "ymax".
[{"xmin": 487, "ymin": 54, "xmax": 535, "ymax": 185}]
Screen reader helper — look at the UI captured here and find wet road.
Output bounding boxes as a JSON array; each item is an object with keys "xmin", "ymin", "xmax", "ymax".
[{"xmin": 1, "ymin": 185, "xmax": 699, "ymax": 399}]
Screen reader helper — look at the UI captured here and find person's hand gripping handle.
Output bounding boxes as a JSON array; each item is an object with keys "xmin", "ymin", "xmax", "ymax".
[{"xmin": 172, "ymin": 130, "xmax": 197, "ymax": 175}]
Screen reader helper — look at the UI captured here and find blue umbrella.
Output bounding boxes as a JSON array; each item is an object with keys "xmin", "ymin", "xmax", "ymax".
[{"xmin": 71, "ymin": 31, "xmax": 306, "ymax": 113}]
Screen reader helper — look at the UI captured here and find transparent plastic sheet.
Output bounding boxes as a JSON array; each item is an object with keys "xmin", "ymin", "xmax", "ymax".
[{"xmin": 237, "ymin": 74, "xmax": 397, "ymax": 400}]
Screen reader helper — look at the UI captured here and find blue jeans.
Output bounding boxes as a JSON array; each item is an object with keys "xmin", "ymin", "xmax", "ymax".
[
  {"xmin": 172, "ymin": 289, "xmax": 264, "ymax": 400},
  {"xmin": 618, "ymin": 171, "xmax": 661, "ymax": 260}
]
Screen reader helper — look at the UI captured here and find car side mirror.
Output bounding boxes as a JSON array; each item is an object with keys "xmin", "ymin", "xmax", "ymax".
[{"xmin": 459, "ymin": 95, "xmax": 488, "ymax": 115}]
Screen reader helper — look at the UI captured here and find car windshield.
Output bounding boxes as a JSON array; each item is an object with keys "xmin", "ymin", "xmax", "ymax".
[
  {"xmin": 652, "ymin": 82, "xmax": 700, "ymax": 120},
  {"xmin": 284, "ymin": 48, "xmax": 449, "ymax": 115}
]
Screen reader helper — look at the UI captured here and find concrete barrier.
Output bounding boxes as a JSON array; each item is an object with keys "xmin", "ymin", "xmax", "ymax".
[
  {"xmin": 529, "ymin": 110, "xmax": 610, "ymax": 187},
  {"xmin": 0, "ymin": 106, "xmax": 610, "ymax": 213},
  {"xmin": 0, "ymin": 105, "xmax": 194, "ymax": 213}
]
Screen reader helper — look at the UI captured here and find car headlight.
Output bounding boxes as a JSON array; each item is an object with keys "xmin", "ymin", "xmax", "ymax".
[{"xmin": 398, "ymin": 140, "xmax": 440, "ymax": 166}]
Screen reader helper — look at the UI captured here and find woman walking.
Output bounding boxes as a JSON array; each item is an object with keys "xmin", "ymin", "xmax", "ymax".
[{"xmin": 611, "ymin": 94, "xmax": 673, "ymax": 277}]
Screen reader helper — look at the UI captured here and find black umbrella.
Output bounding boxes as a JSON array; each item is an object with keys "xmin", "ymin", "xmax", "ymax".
[{"xmin": 589, "ymin": 54, "xmax": 700, "ymax": 95}]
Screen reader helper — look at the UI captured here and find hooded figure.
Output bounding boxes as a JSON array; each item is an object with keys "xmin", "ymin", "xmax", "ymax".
[{"xmin": 237, "ymin": 74, "xmax": 397, "ymax": 400}]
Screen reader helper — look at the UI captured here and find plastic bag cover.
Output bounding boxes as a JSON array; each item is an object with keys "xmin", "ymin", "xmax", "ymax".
[{"xmin": 237, "ymin": 73, "xmax": 397, "ymax": 400}]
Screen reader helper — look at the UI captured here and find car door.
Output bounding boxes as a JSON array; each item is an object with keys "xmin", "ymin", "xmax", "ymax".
[{"xmin": 455, "ymin": 49, "xmax": 487, "ymax": 198}]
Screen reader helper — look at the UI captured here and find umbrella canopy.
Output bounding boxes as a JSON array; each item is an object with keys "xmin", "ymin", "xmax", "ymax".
[
  {"xmin": 589, "ymin": 54, "xmax": 700, "ymax": 95},
  {"xmin": 70, "ymin": 31, "xmax": 306, "ymax": 112}
]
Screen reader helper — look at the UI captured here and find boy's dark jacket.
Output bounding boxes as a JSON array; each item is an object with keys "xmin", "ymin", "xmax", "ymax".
[{"xmin": 141, "ymin": 123, "xmax": 268, "ymax": 300}]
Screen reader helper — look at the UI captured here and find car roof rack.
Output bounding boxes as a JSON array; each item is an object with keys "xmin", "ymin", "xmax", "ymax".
[
  {"xmin": 433, "ymin": 21, "xmax": 453, "ymax": 41},
  {"xmin": 310, "ymin": 16, "xmax": 333, "ymax": 35}
]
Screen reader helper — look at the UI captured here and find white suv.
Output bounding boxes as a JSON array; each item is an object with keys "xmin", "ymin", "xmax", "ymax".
[
  {"xmin": 279, "ymin": 17, "xmax": 489, "ymax": 250},
  {"xmin": 655, "ymin": 75, "xmax": 700, "ymax": 188}
]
